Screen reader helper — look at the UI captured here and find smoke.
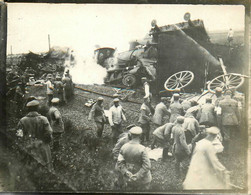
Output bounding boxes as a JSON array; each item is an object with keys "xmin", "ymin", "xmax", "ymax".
[{"xmin": 66, "ymin": 50, "xmax": 107, "ymax": 85}]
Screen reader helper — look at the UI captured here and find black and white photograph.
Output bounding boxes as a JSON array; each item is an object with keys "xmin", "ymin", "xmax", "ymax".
[{"xmin": 0, "ymin": 2, "xmax": 250, "ymax": 193}]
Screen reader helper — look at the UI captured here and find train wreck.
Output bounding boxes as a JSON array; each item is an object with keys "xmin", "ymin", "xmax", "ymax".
[{"xmin": 94, "ymin": 13, "xmax": 247, "ymax": 95}]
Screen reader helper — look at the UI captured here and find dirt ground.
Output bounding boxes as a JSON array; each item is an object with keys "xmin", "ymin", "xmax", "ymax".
[{"xmin": 3, "ymin": 83, "xmax": 248, "ymax": 193}]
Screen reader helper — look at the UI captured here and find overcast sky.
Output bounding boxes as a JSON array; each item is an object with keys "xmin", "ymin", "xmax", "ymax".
[{"xmin": 7, "ymin": 3, "xmax": 245, "ymax": 55}]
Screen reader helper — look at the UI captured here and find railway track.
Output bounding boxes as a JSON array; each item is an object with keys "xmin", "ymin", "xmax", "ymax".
[{"xmin": 75, "ymin": 85, "xmax": 142, "ymax": 105}]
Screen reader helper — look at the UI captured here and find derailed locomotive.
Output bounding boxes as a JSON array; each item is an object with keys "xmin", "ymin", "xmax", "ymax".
[{"xmin": 94, "ymin": 13, "xmax": 246, "ymax": 94}]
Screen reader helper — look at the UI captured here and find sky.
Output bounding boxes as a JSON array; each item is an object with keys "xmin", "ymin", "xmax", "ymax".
[{"xmin": 7, "ymin": 3, "xmax": 245, "ymax": 55}]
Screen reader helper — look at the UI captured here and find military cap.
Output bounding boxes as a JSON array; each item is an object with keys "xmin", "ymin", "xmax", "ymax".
[
  {"xmin": 215, "ymin": 87, "xmax": 223, "ymax": 92},
  {"xmin": 224, "ymin": 89, "xmax": 232, "ymax": 95},
  {"xmin": 97, "ymin": 97, "xmax": 104, "ymax": 101},
  {"xmin": 129, "ymin": 126, "xmax": 142, "ymax": 135},
  {"xmin": 51, "ymin": 98, "xmax": 60, "ymax": 103},
  {"xmin": 126, "ymin": 124, "xmax": 136, "ymax": 130},
  {"xmin": 113, "ymin": 93, "xmax": 119, "ymax": 98},
  {"xmin": 176, "ymin": 116, "xmax": 185, "ymax": 124},
  {"xmin": 173, "ymin": 93, "xmax": 180, "ymax": 97},
  {"xmin": 26, "ymin": 100, "xmax": 39, "ymax": 107},
  {"xmin": 206, "ymin": 126, "xmax": 220, "ymax": 135},
  {"xmin": 47, "ymin": 74, "xmax": 53, "ymax": 78},
  {"xmin": 113, "ymin": 98, "xmax": 120, "ymax": 102},
  {"xmin": 141, "ymin": 77, "xmax": 147, "ymax": 81}
]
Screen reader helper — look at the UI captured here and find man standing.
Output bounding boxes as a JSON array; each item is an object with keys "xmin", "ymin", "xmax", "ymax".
[
  {"xmin": 138, "ymin": 97, "xmax": 153, "ymax": 142},
  {"xmin": 172, "ymin": 116, "xmax": 191, "ymax": 178},
  {"xmin": 54, "ymin": 75, "xmax": 64, "ymax": 105},
  {"xmin": 45, "ymin": 74, "xmax": 54, "ymax": 106},
  {"xmin": 15, "ymin": 81, "xmax": 25, "ymax": 117},
  {"xmin": 227, "ymin": 28, "xmax": 234, "ymax": 47},
  {"xmin": 116, "ymin": 126, "xmax": 152, "ymax": 191},
  {"xmin": 47, "ymin": 98, "xmax": 64, "ymax": 150},
  {"xmin": 152, "ymin": 97, "xmax": 170, "ymax": 128},
  {"xmin": 16, "ymin": 100, "xmax": 53, "ymax": 171},
  {"xmin": 88, "ymin": 97, "xmax": 107, "ymax": 138},
  {"xmin": 170, "ymin": 93, "xmax": 184, "ymax": 123},
  {"xmin": 108, "ymin": 98, "xmax": 126, "ymax": 144},
  {"xmin": 198, "ymin": 98, "xmax": 216, "ymax": 127},
  {"xmin": 62, "ymin": 73, "xmax": 73, "ymax": 103},
  {"xmin": 218, "ymin": 89, "xmax": 240, "ymax": 154},
  {"xmin": 183, "ymin": 127, "xmax": 230, "ymax": 190},
  {"xmin": 151, "ymin": 122, "xmax": 174, "ymax": 161},
  {"xmin": 183, "ymin": 111, "xmax": 200, "ymax": 144}
]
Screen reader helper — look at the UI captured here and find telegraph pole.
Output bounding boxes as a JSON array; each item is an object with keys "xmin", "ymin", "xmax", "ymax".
[{"xmin": 48, "ymin": 34, "xmax": 51, "ymax": 51}]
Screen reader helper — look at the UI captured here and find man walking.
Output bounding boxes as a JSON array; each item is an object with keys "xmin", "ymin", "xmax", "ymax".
[
  {"xmin": 88, "ymin": 97, "xmax": 107, "ymax": 138},
  {"xmin": 198, "ymin": 98, "xmax": 216, "ymax": 127},
  {"xmin": 108, "ymin": 98, "xmax": 126, "ymax": 144},
  {"xmin": 16, "ymin": 100, "xmax": 53, "ymax": 171},
  {"xmin": 183, "ymin": 127, "xmax": 230, "ymax": 190},
  {"xmin": 116, "ymin": 126, "xmax": 152, "ymax": 191}
]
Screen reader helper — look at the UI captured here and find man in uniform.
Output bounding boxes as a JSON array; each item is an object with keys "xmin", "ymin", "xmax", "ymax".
[
  {"xmin": 54, "ymin": 75, "xmax": 64, "ymax": 105},
  {"xmin": 47, "ymin": 98, "xmax": 64, "ymax": 150},
  {"xmin": 15, "ymin": 81, "xmax": 25, "ymax": 117},
  {"xmin": 183, "ymin": 110, "xmax": 200, "ymax": 144},
  {"xmin": 197, "ymin": 98, "xmax": 216, "ymax": 127},
  {"xmin": 172, "ymin": 116, "xmax": 191, "ymax": 178},
  {"xmin": 152, "ymin": 97, "xmax": 170, "ymax": 128},
  {"xmin": 116, "ymin": 126, "xmax": 152, "ymax": 191},
  {"xmin": 88, "ymin": 97, "xmax": 107, "ymax": 138},
  {"xmin": 151, "ymin": 122, "xmax": 174, "ymax": 161},
  {"xmin": 170, "ymin": 93, "xmax": 184, "ymax": 123},
  {"xmin": 183, "ymin": 127, "xmax": 230, "ymax": 190},
  {"xmin": 45, "ymin": 74, "xmax": 54, "ymax": 106},
  {"xmin": 108, "ymin": 98, "xmax": 127, "ymax": 144},
  {"xmin": 218, "ymin": 89, "xmax": 240, "ymax": 154},
  {"xmin": 138, "ymin": 97, "xmax": 153, "ymax": 143},
  {"xmin": 16, "ymin": 100, "xmax": 53, "ymax": 171},
  {"xmin": 62, "ymin": 73, "xmax": 73, "ymax": 103}
]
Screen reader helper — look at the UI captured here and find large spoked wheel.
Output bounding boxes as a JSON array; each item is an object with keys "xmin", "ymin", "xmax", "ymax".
[
  {"xmin": 122, "ymin": 74, "xmax": 137, "ymax": 87},
  {"xmin": 164, "ymin": 71, "xmax": 194, "ymax": 91},
  {"xmin": 207, "ymin": 73, "xmax": 244, "ymax": 93}
]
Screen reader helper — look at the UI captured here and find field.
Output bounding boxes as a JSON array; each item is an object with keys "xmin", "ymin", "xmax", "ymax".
[{"xmin": 1, "ymin": 83, "xmax": 248, "ymax": 193}]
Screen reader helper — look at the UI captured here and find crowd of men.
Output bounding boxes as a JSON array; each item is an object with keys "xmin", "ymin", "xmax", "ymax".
[{"xmin": 13, "ymin": 72, "xmax": 245, "ymax": 191}]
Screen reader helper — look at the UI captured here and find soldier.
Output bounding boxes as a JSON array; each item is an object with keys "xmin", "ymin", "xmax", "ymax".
[
  {"xmin": 152, "ymin": 97, "xmax": 170, "ymax": 128},
  {"xmin": 116, "ymin": 126, "xmax": 152, "ymax": 191},
  {"xmin": 183, "ymin": 111, "xmax": 200, "ymax": 144},
  {"xmin": 183, "ymin": 127, "xmax": 230, "ymax": 190},
  {"xmin": 197, "ymin": 98, "xmax": 216, "ymax": 127},
  {"xmin": 88, "ymin": 97, "xmax": 107, "ymax": 138},
  {"xmin": 169, "ymin": 93, "xmax": 184, "ymax": 123},
  {"xmin": 45, "ymin": 74, "xmax": 54, "ymax": 106},
  {"xmin": 108, "ymin": 98, "xmax": 127, "ymax": 144},
  {"xmin": 151, "ymin": 122, "xmax": 174, "ymax": 161},
  {"xmin": 54, "ymin": 75, "xmax": 64, "ymax": 104},
  {"xmin": 112, "ymin": 124, "xmax": 136, "ymax": 161},
  {"xmin": 218, "ymin": 89, "xmax": 240, "ymax": 154},
  {"xmin": 181, "ymin": 99, "xmax": 192, "ymax": 113},
  {"xmin": 16, "ymin": 100, "xmax": 53, "ymax": 171},
  {"xmin": 172, "ymin": 116, "xmax": 191, "ymax": 178},
  {"xmin": 62, "ymin": 73, "xmax": 73, "ymax": 103},
  {"xmin": 141, "ymin": 77, "xmax": 152, "ymax": 102},
  {"xmin": 138, "ymin": 97, "xmax": 153, "ymax": 143},
  {"xmin": 47, "ymin": 98, "xmax": 64, "ymax": 150}
]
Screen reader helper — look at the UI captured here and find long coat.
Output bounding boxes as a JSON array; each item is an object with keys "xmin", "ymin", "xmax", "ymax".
[
  {"xmin": 116, "ymin": 140, "xmax": 152, "ymax": 185},
  {"xmin": 198, "ymin": 103, "xmax": 216, "ymax": 126},
  {"xmin": 17, "ymin": 111, "xmax": 53, "ymax": 170},
  {"xmin": 183, "ymin": 139, "xmax": 228, "ymax": 190},
  {"xmin": 219, "ymin": 97, "xmax": 239, "ymax": 126},
  {"xmin": 47, "ymin": 106, "xmax": 64, "ymax": 133},
  {"xmin": 152, "ymin": 102, "xmax": 170, "ymax": 126}
]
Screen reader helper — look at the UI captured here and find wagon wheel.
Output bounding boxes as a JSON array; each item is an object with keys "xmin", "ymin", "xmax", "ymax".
[
  {"xmin": 122, "ymin": 74, "xmax": 136, "ymax": 87},
  {"xmin": 164, "ymin": 71, "xmax": 194, "ymax": 91},
  {"xmin": 207, "ymin": 73, "xmax": 244, "ymax": 93}
]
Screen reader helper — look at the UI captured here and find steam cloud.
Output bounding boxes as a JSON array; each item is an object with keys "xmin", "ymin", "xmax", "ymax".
[{"xmin": 66, "ymin": 50, "xmax": 107, "ymax": 85}]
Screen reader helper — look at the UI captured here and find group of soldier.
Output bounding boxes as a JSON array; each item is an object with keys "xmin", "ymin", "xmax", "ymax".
[
  {"xmin": 13, "ymin": 70, "xmax": 245, "ymax": 191},
  {"xmin": 88, "ymin": 80, "xmax": 244, "ymax": 190},
  {"xmin": 14, "ymin": 70, "xmax": 74, "ymax": 172}
]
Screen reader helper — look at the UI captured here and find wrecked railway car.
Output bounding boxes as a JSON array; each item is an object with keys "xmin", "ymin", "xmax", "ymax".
[{"xmin": 95, "ymin": 14, "xmax": 246, "ymax": 95}]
